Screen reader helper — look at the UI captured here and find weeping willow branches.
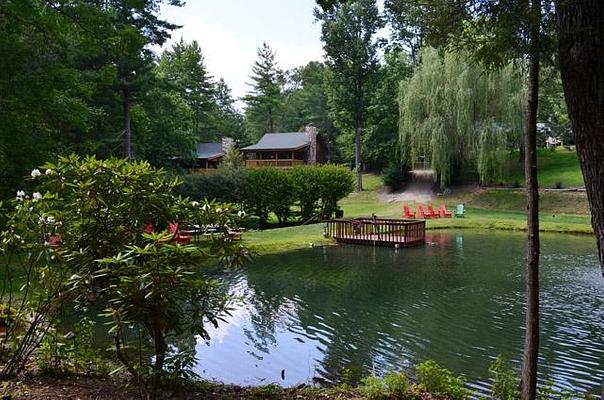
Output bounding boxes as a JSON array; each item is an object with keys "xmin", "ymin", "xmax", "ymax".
[{"xmin": 398, "ymin": 47, "xmax": 525, "ymax": 186}]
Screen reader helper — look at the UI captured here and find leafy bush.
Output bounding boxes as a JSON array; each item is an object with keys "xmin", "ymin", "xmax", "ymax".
[
  {"xmin": 292, "ymin": 165, "xmax": 354, "ymax": 221},
  {"xmin": 359, "ymin": 372, "xmax": 409, "ymax": 399},
  {"xmin": 381, "ymin": 165, "xmax": 404, "ymax": 189},
  {"xmin": 416, "ymin": 360, "xmax": 471, "ymax": 399},
  {"xmin": 2, "ymin": 155, "xmax": 250, "ymax": 395},
  {"xmin": 384, "ymin": 371, "xmax": 409, "ymax": 396},
  {"xmin": 37, "ymin": 317, "xmax": 111, "ymax": 376},
  {"xmin": 359, "ymin": 375, "xmax": 389, "ymax": 400},
  {"xmin": 318, "ymin": 164, "xmax": 354, "ymax": 217},
  {"xmin": 489, "ymin": 355, "xmax": 519, "ymax": 400},
  {"xmin": 291, "ymin": 165, "xmax": 322, "ymax": 222},
  {"xmin": 247, "ymin": 168, "xmax": 294, "ymax": 225},
  {"xmin": 178, "ymin": 167, "xmax": 248, "ymax": 204}
]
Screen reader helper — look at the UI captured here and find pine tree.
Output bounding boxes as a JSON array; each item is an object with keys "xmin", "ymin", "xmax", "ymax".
[
  {"xmin": 244, "ymin": 42, "xmax": 284, "ymax": 141},
  {"xmin": 158, "ymin": 39, "xmax": 216, "ymax": 140}
]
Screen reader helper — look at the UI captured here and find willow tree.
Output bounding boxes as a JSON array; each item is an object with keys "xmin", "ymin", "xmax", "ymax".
[{"xmin": 398, "ymin": 47, "xmax": 525, "ymax": 186}]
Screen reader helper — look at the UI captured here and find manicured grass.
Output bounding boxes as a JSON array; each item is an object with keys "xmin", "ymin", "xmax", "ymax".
[
  {"xmin": 503, "ymin": 148, "xmax": 584, "ymax": 188},
  {"xmin": 244, "ymin": 173, "xmax": 593, "ymax": 254}
]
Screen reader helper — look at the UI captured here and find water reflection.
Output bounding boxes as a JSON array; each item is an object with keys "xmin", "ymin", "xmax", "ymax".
[{"xmin": 195, "ymin": 231, "xmax": 604, "ymax": 396}]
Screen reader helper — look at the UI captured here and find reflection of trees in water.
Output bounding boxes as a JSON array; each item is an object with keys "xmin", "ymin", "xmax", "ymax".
[{"xmin": 241, "ymin": 234, "xmax": 537, "ymax": 384}]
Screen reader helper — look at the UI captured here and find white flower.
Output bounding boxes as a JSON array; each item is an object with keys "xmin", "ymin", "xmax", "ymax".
[
  {"xmin": 216, "ymin": 207, "xmax": 223, "ymax": 213},
  {"xmin": 201, "ymin": 204, "xmax": 209, "ymax": 211},
  {"xmin": 46, "ymin": 216, "xmax": 56, "ymax": 224},
  {"xmin": 30, "ymin": 169, "xmax": 41, "ymax": 178},
  {"xmin": 16, "ymin": 190, "xmax": 25, "ymax": 200},
  {"xmin": 45, "ymin": 168, "xmax": 53, "ymax": 175},
  {"xmin": 191, "ymin": 201, "xmax": 199, "ymax": 207},
  {"xmin": 32, "ymin": 192, "xmax": 42, "ymax": 201},
  {"xmin": 237, "ymin": 210, "xmax": 246, "ymax": 218}
]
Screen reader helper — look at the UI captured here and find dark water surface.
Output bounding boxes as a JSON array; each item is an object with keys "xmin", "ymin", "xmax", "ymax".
[{"xmin": 195, "ymin": 230, "xmax": 604, "ymax": 396}]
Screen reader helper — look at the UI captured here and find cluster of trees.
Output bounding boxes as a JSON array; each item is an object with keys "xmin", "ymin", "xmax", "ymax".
[
  {"xmin": 0, "ymin": 0, "xmax": 243, "ymax": 199},
  {"xmin": 179, "ymin": 164, "xmax": 354, "ymax": 225}
]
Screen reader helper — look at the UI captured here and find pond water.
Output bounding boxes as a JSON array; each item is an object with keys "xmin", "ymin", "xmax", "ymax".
[{"xmin": 195, "ymin": 230, "xmax": 604, "ymax": 396}]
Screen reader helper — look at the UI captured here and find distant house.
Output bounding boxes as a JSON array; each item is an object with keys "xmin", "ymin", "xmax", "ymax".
[
  {"xmin": 184, "ymin": 137, "xmax": 234, "ymax": 173},
  {"xmin": 241, "ymin": 125, "xmax": 327, "ymax": 168}
]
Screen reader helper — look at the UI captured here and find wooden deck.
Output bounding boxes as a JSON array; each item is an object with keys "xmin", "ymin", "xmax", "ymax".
[{"xmin": 325, "ymin": 217, "xmax": 425, "ymax": 248}]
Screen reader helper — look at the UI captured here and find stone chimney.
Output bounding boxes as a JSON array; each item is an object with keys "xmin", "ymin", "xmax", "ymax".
[
  {"xmin": 305, "ymin": 125, "xmax": 318, "ymax": 165},
  {"xmin": 221, "ymin": 137, "xmax": 234, "ymax": 153}
]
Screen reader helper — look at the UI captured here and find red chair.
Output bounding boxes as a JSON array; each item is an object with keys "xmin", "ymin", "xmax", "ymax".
[
  {"xmin": 427, "ymin": 204, "xmax": 440, "ymax": 218},
  {"xmin": 168, "ymin": 222, "xmax": 192, "ymax": 244},
  {"xmin": 403, "ymin": 205, "xmax": 416, "ymax": 219},
  {"xmin": 418, "ymin": 205, "xmax": 431, "ymax": 219},
  {"xmin": 439, "ymin": 205, "xmax": 453, "ymax": 218}
]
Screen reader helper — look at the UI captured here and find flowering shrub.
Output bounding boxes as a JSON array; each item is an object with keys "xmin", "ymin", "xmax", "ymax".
[{"xmin": 1, "ymin": 155, "xmax": 250, "ymax": 393}]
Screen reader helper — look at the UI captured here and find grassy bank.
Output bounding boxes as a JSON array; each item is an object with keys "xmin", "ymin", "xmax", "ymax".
[
  {"xmin": 503, "ymin": 147, "xmax": 584, "ymax": 188},
  {"xmin": 244, "ymin": 174, "xmax": 593, "ymax": 255}
]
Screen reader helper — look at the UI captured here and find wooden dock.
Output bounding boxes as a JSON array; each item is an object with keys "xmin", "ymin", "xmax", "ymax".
[{"xmin": 325, "ymin": 217, "xmax": 426, "ymax": 248}]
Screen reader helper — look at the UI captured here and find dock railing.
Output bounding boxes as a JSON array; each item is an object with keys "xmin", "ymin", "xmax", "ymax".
[{"xmin": 325, "ymin": 217, "xmax": 425, "ymax": 247}]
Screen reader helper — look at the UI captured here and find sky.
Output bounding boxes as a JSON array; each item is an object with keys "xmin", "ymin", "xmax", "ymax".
[{"xmin": 158, "ymin": 0, "xmax": 325, "ymax": 103}]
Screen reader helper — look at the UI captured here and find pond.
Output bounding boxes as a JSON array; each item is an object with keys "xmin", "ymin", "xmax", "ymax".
[{"xmin": 195, "ymin": 230, "xmax": 604, "ymax": 396}]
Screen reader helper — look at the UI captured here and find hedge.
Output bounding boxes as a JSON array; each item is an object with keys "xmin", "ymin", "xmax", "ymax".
[{"xmin": 178, "ymin": 165, "xmax": 354, "ymax": 226}]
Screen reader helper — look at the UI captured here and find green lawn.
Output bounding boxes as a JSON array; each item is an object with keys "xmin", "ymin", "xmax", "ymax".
[
  {"xmin": 245, "ymin": 173, "xmax": 593, "ymax": 255},
  {"xmin": 504, "ymin": 147, "xmax": 584, "ymax": 188}
]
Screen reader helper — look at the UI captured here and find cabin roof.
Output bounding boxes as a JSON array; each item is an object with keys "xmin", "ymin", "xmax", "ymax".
[
  {"xmin": 241, "ymin": 132, "xmax": 309, "ymax": 151},
  {"xmin": 196, "ymin": 143, "xmax": 224, "ymax": 160}
]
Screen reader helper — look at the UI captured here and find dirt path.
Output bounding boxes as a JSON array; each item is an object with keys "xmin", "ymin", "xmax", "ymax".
[{"xmin": 378, "ymin": 172, "xmax": 438, "ymax": 203}]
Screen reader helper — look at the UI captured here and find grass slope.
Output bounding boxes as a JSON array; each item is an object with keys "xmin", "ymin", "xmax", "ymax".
[
  {"xmin": 503, "ymin": 148, "xmax": 584, "ymax": 188},
  {"xmin": 245, "ymin": 173, "xmax": 593, "ymax": 254}
]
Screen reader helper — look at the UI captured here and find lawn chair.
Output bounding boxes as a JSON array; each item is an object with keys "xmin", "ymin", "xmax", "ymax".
[
  {"xmin": 168, "ymin": 222, "xmax": 192, "ymax": 244},
  {"xmin": 439, "ymin": 205, "xmax": 453, "ymax": 218},
  {"xmin": 454, "ymin": 204, "xmax": 465, "ymax": 218},
  {"xmin": 418, "ymin": 205, "xmax": 433, "ymax": 219},
  {"xmin": 403, "ymin": 205, "xmax": 416, "ymax": 219},
  {"xmin": 427, "ymin": 204, "xmax": 440, "ymax": 218}
]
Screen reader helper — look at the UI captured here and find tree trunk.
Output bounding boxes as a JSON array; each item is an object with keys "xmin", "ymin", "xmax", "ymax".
[
  {"xmin": 557, "ymin": 0, "xmax": 604, "ymax": 274},
  {"xmin": 354, "ymin": 115, "xmax": 363, "ymax": 192},
  {"xmin": 520, "ymin": 1, "xmax": 541, "ymax": 399},
  {"xmin": 123, "ymin": 88, "xmax": 132, "ymax": 161}
]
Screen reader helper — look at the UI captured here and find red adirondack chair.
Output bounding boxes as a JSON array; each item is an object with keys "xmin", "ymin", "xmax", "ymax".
[
  {"xmin": 417, "ymin": 205, "xmax": 430, "ymax": 219},
  {"xmin": 168, "ymin": 222, "xmax": 192, "ymax": 244},
  {"xmin": 439, "ymin": 205, "xmax": 453, "ymax": 218},
  {"xmin": 427, "ymin": 204, "xmax": 440, "ymax": 218},
  {"xmin": 403, "ymin": 205, "xmax": 416, "ymax": 219}
]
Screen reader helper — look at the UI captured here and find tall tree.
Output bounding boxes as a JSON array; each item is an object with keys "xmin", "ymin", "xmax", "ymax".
[
  {"xmin": 244, "ymin": 42, "xmax": 284, "ymax": 141},
  {"xmin": 383, "ymin": 0, "xmax": 427, "ymax": 63},
  {"xmin": 556, "ymin": 1, "xmax": 604, "ymax": 275},
  {"xmin": 398, "ymin": 48, "xmax": 525, "ymax": 186},
  {"xmin": 282, "ymin": 61, "xmax": 339, "ymax": 159},
  {"xmin": 315, "ymin": 0, "xmax": 384, "ymax": 191},
  {"xmin": 365, "ymin": 49, "xmax": 412, "ymax": 170},
  {"xmin": 157, "ymin": 39, "xmax": 216, "ymax": 141},
  {"xmin": 213, "ymin": 78, "xmax": 246, "ymax": 143}
]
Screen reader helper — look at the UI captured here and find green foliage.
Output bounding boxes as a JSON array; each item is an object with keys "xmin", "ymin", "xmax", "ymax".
[
  {"xmin": 381, "ymin": 165, "xmax": 405, "ymax": 189},
  {"xmin": 489, "ymin": 355, "xmax": 519, "ymax": 400},
  {"xmin": 244, "ymin": 43, "xmax": 285, "ymax": 141},
  {"xmin": 1, "ymin": 155, "xmax": 249, "ymax": 394},
  {"xmin": 37, "ymin": 318, "xmax": 111, "ymax": 377},
  {"xmin": 359, "ymin": 375, "xmax": 389, "ymax": 399},
  {"xmin": 359, "ymin": 372, "xmax": 409, "ymax": 399},
  {"xmin": 416, "ymin": 360, "xmax": 471, "ymax": 399},
  {"xmin": 221, "ymin": 145, "xmax": 246, "ymax": 170},
  {"xmin": 179, "ymin": 168, "xmax": 249, "ymax": 204},
  {"xmin": 248, "ymin": 168, "xmax": 295, "ymax": 224},
  {"xmin": 383, "ymin": 371, "xmax": 409, "ymax": 396},
  {"xmin": 316, "ymin": 0, "xmax": 384, "ymax": 190},
  {"xmin": 398, "ymin": 48, "xmax": 525, "ymax": 186},
  {"xmin": 317, "ymin": 164, "xmax": 355, "ymax": 217}
]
